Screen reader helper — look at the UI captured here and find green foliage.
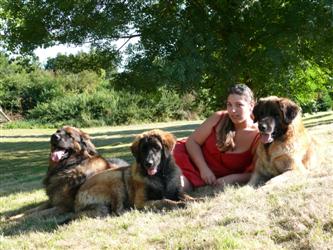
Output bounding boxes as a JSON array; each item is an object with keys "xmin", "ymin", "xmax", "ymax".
[
  {"xmin": 27, "ymin": 89, "xmax": 118, "ymax": 127},
  {"xmin": 45, "ymin": 49, "xmax": 119, "ymax": 77},
  {"xmin": 2, "ymin": 0, "xmax": 333, "ymax": 125},
  {"xmin": 257, "ymin": 62, "xmax": 333, "ymax": 113},
  {"xmin": 1, "ymin": 1, "xmax": 332, "ymax": 113},
  {"xmin": 20, "ymin": 70, "xmax": 64, "ymax": 113},
  {"xmin": 0, "ymin": 69, "xmax": 30, "ymax": 113},
  {"xmin": 26, "ymin": 87, "xmax": 209, "ymax": 128},
  {"xmin": 0, "ymin": 52, "xmax": 107, "ymax": 116},
  {"xmin": 0, "ymin": 53, "xmax": 210, "ymax": 128},
  {"xmin": 1, "ymin": 1, "xmax": 332, "ymax": 97},
  {"xmin": 317, "ymin": 90, "xmax": 333, "ymax": 111},
  {"xmin": 57, "ymin": 70, "xmax": 105, "ymax": 93}
]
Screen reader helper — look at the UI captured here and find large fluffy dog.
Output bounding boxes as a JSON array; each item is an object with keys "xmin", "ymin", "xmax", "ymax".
[
  {"xmin": 10, "ymin": 126, "xmax": 129, "ymax": 220},
  {"xmin": 75, "ymin": 129, "xmax": 193, "ymax": 218},
  {"xmin": 248, "ymin": 96, "xmax": 316, "ymax": 187}
]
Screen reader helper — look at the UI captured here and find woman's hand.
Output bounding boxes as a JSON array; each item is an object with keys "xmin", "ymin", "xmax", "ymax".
[
  {"xmin": 215, "ymin": 176, "xmax": 233, "ymax": 187},
  {"xmin": 216, "ymin": 173, "xmax": 252, "ymax": 187},
  {"xmin": 199, "ymin": 167, "xmax": 217, "ymax": 185}
]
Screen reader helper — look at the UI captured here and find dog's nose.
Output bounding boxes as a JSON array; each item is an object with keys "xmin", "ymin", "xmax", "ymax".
[
  {"xmin": 51, "ymin": 133, "xmax": 61, "ymax": 143},
  {"xmin": 258, "ymin": 123, "xmax": 267, "ymax": 132},
  {"xmin": 145, "ymin": 161, "xmax": 153, "ymax": 168}
]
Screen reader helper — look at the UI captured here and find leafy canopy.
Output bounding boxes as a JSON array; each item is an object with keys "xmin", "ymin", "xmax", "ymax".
[{"xmin": 1, "ymin": 1, "xmax": 333, "ymax": 104}]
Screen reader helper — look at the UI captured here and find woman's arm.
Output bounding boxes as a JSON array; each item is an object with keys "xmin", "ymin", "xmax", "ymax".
[{"xmin": 185, "ymin": 111, "xmax": 224, "ymax": 185}]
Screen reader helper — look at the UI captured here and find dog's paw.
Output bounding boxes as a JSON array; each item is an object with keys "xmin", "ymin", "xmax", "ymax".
[
  {"xmin": 174, "ymin": 200, "xmax": 187, "ymax": 209},
  {"xmin": 143, "ymin": 199, "xmax": 188, "ymax": 211}
]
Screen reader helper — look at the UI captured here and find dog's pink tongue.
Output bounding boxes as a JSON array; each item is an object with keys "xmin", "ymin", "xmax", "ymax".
[
  {"xmin": 51, "ymin": 150, "xmax": 66, "ymax": 162},
  {"xmin": 260, "ymin": 133, "xmax": 273, "ymax": 144},
  {"xmin": 148, "ymin": 167, "xmax": 158, "ymax": 176}
]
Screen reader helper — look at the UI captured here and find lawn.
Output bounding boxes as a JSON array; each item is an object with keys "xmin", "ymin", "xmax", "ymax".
[{"xmin": 0, "ymin": 111, "xmax": 332, "ymax": 250}]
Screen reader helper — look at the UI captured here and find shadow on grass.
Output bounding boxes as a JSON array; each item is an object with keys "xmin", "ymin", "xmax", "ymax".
[
  {"xmin": 0, "ymin": 123, "xmax": 199, "ymax": 222},
  {"xmin": 0, "ymin": 123, "xmax": 201, "ymax": 236},
  {"xmin": 302, "ymin": 113, "xmax": 332, "ymax": 121},
  {"xmin": 304, "ymin": 119, "xmax": 333, "ymax": 128},
  {"xmin": 0, "ymin": 141, "xmax": 49, "ymax": 153},
  {"xmin": 0, "ymin": 213, "xmax": 72, "ymax": 236},
  {"xmin": 89, "ymin": 123, "xmax": 199, "ymax": 138},
  {"xmin": 0, "ymin": 201, "xmax": 46, "ymax": 219},
  {"xmin": 1, "ymin": 134, "xmax": 51, "ymax": 139}
]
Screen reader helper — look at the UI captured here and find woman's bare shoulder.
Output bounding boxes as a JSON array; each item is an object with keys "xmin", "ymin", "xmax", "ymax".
[
  {"xmin": 189, "ymin": 110, "xmax": 225, "ymax": 144},
  {"xmin": 211, "ymin": 110, "xmax": 228, "ymax": 130},
  {"xmin": 209, "ymin": 110, "xmax": 227, "ymax": 122},
  {"xmin": 214, "ymin": 110, "xmax": 227, "ymax": 116},
  {"xmin": 249, "ymin": 123, "xmax": 259, "ymax": 132},
  {"xmin": 200, "ymin": 111, "xmax": 223, "ymax": 128}
]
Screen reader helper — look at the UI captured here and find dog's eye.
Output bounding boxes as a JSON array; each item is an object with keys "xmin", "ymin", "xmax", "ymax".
[
  {"xmin": 64, "ymin": 132, "xmax": 74, "ymax": 139},
  {"xmin": 140, "ymin": 144, "xmax": 149, "ymax": 151}
]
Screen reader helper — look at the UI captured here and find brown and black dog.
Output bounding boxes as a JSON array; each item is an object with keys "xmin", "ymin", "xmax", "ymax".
[
  {"xmin": 74, "ymin": 129, "xmax": 195, "ymax": 218},
  {"xmin": 248, "ymin": 96, "xmax": 316, "ymax": 187},
  {"xmin": 10, "ymin": 126, "xmax": 129, "ymax": 220}
]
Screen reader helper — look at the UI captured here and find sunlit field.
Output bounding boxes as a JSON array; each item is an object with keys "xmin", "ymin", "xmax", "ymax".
[{"xmin": 1, "ymin": 112, "xmax": 332, "ymax": 249}]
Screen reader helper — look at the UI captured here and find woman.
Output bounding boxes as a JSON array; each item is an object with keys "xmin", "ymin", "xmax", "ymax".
[{"xmin": 173, "ymin": 84, "xmax": 259, "ymax": 192}]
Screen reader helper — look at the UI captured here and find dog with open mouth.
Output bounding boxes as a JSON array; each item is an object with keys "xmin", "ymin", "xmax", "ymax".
[
  {"xmin": 74, "ymin": 129, "xmax": 195, "ymax": 218},
  {"xmin": 9, "ymin": 126, "xmax": 129, "ymax": 220},
  {"xmin": 248, "ymin": 96, "xmax": 316, "ymax": 187}
]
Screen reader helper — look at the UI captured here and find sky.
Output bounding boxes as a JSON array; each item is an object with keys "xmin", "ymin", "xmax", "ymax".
[{"xmin": 34, "ymin": 44, "xmax": 91, "ymax": 65}]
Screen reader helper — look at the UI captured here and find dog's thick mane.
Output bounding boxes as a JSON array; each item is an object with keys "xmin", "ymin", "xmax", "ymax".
[
  {"xmin": 43, "ymin": 155, "xmax": 88, "ymax": 186},
  {"xmin": 283, "ymin": 113, "xmax": 305, "ymax": 140}
]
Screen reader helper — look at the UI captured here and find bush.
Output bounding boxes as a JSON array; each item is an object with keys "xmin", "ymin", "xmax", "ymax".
[
  {"xmin": 28, "ymin": 94, "xmax": 85, "ymax": 124},
  {"xmin": 0, "ymin": 72, "xmax": 30, "ymax": 113},
  {"xmin": 25, "ymin": 86, "xmax": 211, "ymax": 128},
  {"xmin": 57, "ymin": 70, "xmax": 104, "ymax": 93},
  {"xmin": 316, "ymin": 90, "xmax": 333, "ymax": 111},
  {"xmin": 21, "ymin": 70, "xmax": 64, "ymax": 113}
]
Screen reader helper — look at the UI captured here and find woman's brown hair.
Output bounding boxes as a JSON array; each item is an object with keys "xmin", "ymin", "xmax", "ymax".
[{"xmin": 216, "ymin": 84, "xmax": 254, "ymax": 152}]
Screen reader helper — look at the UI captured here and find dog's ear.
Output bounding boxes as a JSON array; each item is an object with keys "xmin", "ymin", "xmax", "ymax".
[
  {"xmin": 279, "ymin": 98, "xmax": 300, "ymax": 124},
  {"xmin": 63, "ymin": 126, "xmax": 81, "ymax": 142},
  {"xmin": 159, "ymin": 131, "xmax": 176, "ymax": 153},
  {"xmin": 79, "ymin": 130, "xmax": 97, "ymax": 155},
  {"xmin": 252, "ymin": 102, "xmax": 262, "ymax": 123},
  {"xmin": 131, "ymin": 134, "xmax": 144, "ymax": 159},
  {"xmin": 66, "ymin": 126, "xmax": 97, "ymax": 156}
]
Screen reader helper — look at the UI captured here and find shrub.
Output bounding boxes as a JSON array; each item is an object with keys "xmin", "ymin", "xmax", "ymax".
[
  {"xmin": 28, "ymin": 94, "xmax": 86, "ymax": 124},
  {"xmin": 21, "ymin": 70, "xmax": 64, "ymax": 113},
  {"xmin": 28, "ymin": 89, "xmax": 120, "ymax": 127},
  {"xmin": 151, "ymin": 87, "xmax": 183, "ymax": 121},
  {"xmin": 316, "ymin": 90, "xmax": 333, "ymax": 111},
  {"xmin": 25, "ymin": 86, "xmax": 211, "ymax": 128},
  {"xmin": 56, "ymin": 70, "xmax": 104, "ymax": 94},
  {"xmin": 0, "ymin": 72, "xmax": 30, "ymax": 113}
]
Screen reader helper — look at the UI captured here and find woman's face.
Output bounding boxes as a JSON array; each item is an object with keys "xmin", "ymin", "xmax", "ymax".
[{"xmin": 226, "ymin": 94, "xmax": 253, "ymax": 124}]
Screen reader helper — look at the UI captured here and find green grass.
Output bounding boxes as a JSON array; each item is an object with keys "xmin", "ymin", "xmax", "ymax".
[{"xmin": 0, "ymin": 111, "xmax": 332, "ymax": 249}]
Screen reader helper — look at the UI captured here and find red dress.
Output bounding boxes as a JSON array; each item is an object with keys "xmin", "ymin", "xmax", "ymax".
[{"xmin": 173, "ymin": 114, "xmax": 259, "ymax": 187}]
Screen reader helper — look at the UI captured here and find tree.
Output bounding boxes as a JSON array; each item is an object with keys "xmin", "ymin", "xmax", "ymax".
[
  {"xmin": 1, "ymin": 1, "xmax": 332, "ymax": 106},
  {"xmin": 45, "ymin": 49, "xmax": 119, "ymax": 76}
]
